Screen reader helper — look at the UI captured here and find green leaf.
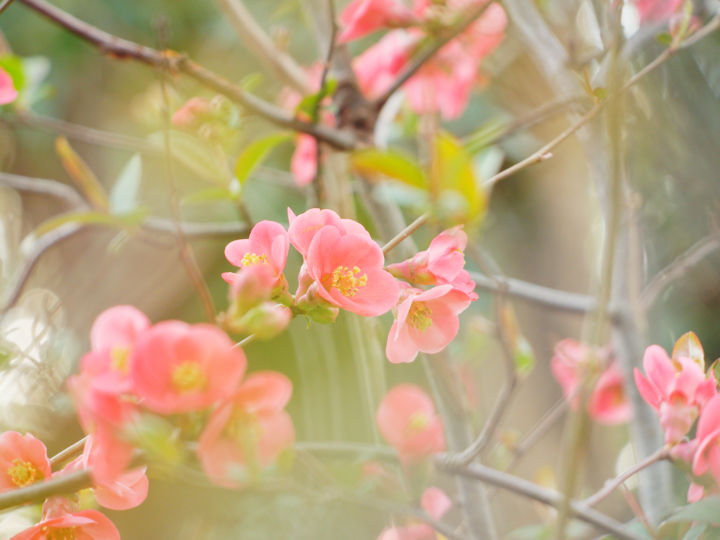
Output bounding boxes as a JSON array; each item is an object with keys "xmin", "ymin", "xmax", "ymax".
[
  {"xmin": 32, "ymin": 209, "xmax": 146, "ymax": 238},
  {"xmin": 465, "ymin": 116, "xmax": 509, "ymax": 155},
  {"xmin": 0, "ymin": 55, "xmax": 25, "ymax": 93},
  {"xmin": 55, "ymin": 136, "xmax": 109, "ymax": 212},
  {"xmin": 350, "ymin": 149, "xmax": 428, "ymax": 189},
  {"xmin": 657, "ymin": 32, "xmax": 673, "ymax": 45},
  {"xmin": 431, "ymin": 132, "xmax": 487, "ymax": 223},
  {"xmin": 234, "ymin": 133, "xmax": 292, "ymax": 186},
  {"xmin": 148, "ymin": 130, "xmax": 231, "ymax": 187},
  {"xmin": 513, "ymin": 336, "xmax": 535, "ymax": 379},
  {"xmin": 109, "ymin": 154, "xmax": 142, "ymax": 214},
  {"xmin": 592, "ymin": 87, "xmax": 608, "ymax": 101},
  {"xmin": 672, "ymin": 331, "xmax": 704, "ymax": 369},
  {"xmin": 295, "ymin": 78, "xmax": 337, "ymax": 118},
  {"xmin": 664, "ymin": 496, "xmax": 720, "ymax": 525}
]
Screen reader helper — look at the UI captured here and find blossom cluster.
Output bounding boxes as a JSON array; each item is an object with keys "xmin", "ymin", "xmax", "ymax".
[
  {"xmin": 633, "ymin": 332, "xmax": 720, "ymax": 501},
  {"xmin": 221, "ymin": 208, "xmax": 478, "ymax": 364}
]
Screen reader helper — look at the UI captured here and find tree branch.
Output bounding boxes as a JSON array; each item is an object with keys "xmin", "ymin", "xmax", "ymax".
[{"xmin": 16, "ymin": 0, "xmax": 356, "ymax": 150}]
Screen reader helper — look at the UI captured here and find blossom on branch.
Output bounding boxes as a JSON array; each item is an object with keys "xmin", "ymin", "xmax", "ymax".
[
  {"xmin": 0, "ymin": 431, "xmax": 51, "ymax": 492},
  {"xmin": 223, "ymin": 220, "xmax": 290, "ymax": 290}
]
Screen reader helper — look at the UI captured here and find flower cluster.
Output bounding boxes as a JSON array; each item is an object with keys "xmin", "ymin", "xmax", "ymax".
[
  {"xmin": 633, "ymin": 332, "xmax": 720, "ymax": 501},
  {"xmin": 222, "ymin": 209, "xmax": 477, "ymax": 364},
  {"xmin": 551, "ymin": 338, "xmax": 631, "ymax": 425}
]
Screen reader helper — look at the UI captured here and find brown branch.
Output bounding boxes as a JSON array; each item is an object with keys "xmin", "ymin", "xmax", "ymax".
[
  {"xmin": 437, "ymin": 461, "xmax": 646, "ymax": 540},
  {"xmin": 49, "ymin": 436, "xmax": 88, "ymax": 468},
  {"xmin": 382, "ymin": 212, "xmax": 428, "ymax": 256},
  {"xmin": 0, "ymin": 0, "xmax": 16, "ymax": 15},
  {"xmin": 16, "ymin": 0, "xmax": 356, "ymax": 150},
  {"xmin": 0, "ymin": 469, "xmax": 92, "ymax": 511}
]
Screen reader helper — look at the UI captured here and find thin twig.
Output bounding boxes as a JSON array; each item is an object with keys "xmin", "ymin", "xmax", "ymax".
[
  {"xmin": 0, "ymin": 0, "xmax": 16, "ymax": 16},
  {"xmin": 16, "ymin": 0, "xmax": 356, "ymax": 150},
  {"xmin": 49, "ymin": 436, "xmax": 88, "ymax": 468},
  {"xmin": 437, "ymin": 461, "xmax": 646, "ymax": 540},
  {"xmin": 382, "ymin": 212, "xmax": 428, "ymax": 256},
  {"xmin": 583, "ymin": 447, "xmax": 670, "ymax": 507},
  {"xmin": 0, "ymin": 469, "xmax": 92, "ymax": 511},
  {"xmin": 641, "ymin": 233, "xmax": 720, "ymax": 310}
]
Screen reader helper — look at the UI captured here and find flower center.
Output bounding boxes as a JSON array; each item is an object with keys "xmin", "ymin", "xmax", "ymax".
[
  {"xmin": 224, "ymin": 408, "xmax": 262, "ymax": 446},
  {"xmin": 45, "ymin": 526, "xmax": 77, "ymax": 540},
  {"xmin": 171, "ymin": 362, "xmax": 207, "ymax": 393},
  {"xmin": 240, "ymin": 252, "xmax": 268, "ymax": 266},
  {"xmin": 8, "ymin": 458, "xmax": 41, "ymax": 487},
  {"xmin": 110, "ymin": 346, "xmax": 130, "ymax": 374},
  {"xmin": 408, "ymin": 302, "xmax": 433, "ymax": 331},
  {"xmin": 408, "ymin": 412, "xmax": 429, "ymax": 431},
  {"xmin": 326, "ymin": 266, "xmax": 367, "ymax": 297}
]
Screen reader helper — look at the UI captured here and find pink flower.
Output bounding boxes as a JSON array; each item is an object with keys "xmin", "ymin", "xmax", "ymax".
[
  {"xmin": 377, "ymin": 487, "xmax": 451, "ymax": 539},
  {"xmin": 198, "ymin": 371, "xmax": 295, "ymax": 487},
  {"xmin": 130, "ymin": 321, "xmax": 246, "ymax": 414},
  {"xmin": 634, "ymin": 342, "xmax": 716, "ymax": 444},
  {"xmin": 0, "ymin": 66, "xmax": 17, "ymax": 105},
  {"xmin": 551, "ymin": 339, "xmax": 631, "ymax": 425},
  {"xmin": 81, "ymin": 305, "xmax": 150, "ymax": 394},
  {"xmin": 354, "ymin": 31, "xmax": 415, "ymax": 99},
  {"xmin": 287, "ymin": 207, "xmax": 371, "ymax": 257},
  {"xmin": 376, "ymin": 384, "xmax": 445, "ymax": 461},
  {"xmin": 11, "ymin": 510, "xmax": 120, "ymax": 540},
  {"xmin": 60, "ymin": 436, "xmax": 148, "ymax": 511},
  {"xmin": 339, "ymin": 0, "xmax": 417, "ymax": 42},
  {"xmin": 172, "ymin": 97, "xmax": 212, "ymax": 129},
  {"xmin": 291, "ymin": 134, "xmax": 318, "ymax": 187},
  {"xmin": 386, "ymin": 284, "xmax": 473, "ymax": 364},
  {"xmin": 304, "ymin": 226, "xmax": 400, "ymax": 316},
  {"xmin": 223, "ymin": 220, "xmax": 289, "ymax": 288},
  {"xmin": 634, "ymin": 0, "xmax": 683, "ymax": 22},
  {"xmin": 0, "ymin": 432, "xmax": 51, "ymax": 491},
  {"xmin": 387, "ymin": 226, "xmax": 477, "ymax": 296},
  {"xmin": 692, "ymin": 394, "xmax": 720, "ymax": 487}
]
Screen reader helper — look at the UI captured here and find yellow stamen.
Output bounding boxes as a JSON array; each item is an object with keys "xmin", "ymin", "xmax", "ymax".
[
  {"xmin": 8, "ymin": 458, "xmax": 41, "ymax": 487},
  {"xmin": 409, "ymin": 412, "xmax": 429, "ymax": 431},
  {"xmin": 171, "ymin": 362, "xmax": 207, "ymax": 393},
  {"xmin": 47, "ymin": 527, "xmax": 77, "ymax": 540},
  {"xmin": 325, "ymin": 266, "xmax": 368, "ymax": 297},
  {"xmin": 240, "ymin": 252, "xmax": 268, "ymax": 266},
  {"xmin": 408, "ymin": 302, "xmax": 433, "ymax": 332},
  {"xmin": 110, "ymin": 346, "xmax": 129, "ymax": 374}
]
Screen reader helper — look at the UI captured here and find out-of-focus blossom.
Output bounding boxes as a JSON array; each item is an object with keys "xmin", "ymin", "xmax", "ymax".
[
  {"xmin": 303, "ymin": 226, "xmax": 399, "ymax": 317},
  {"xmin": 634, "ymin": 342, "xmax": 716, "ymax": 444},
  {"xmin": 223, "ymin": 221, "xmax": 289, "ymax": 289},
  {"xmin": 386, "ymin": 284, "xmax": 474, "ymax": 364},
  {"xmin": 692, "ymin": 395, "xmax": 720, "ymax": 490},
  {"xmin": 377, "ymin": 486, "xmax": 451, "ymax": 539},
  {"xmin": 634, "ymin": 0, "xmax": 683, "ymax": 22},
  {"xmin": 172, "ymin": 97, "xmax": 212, "ymax": 129},
  {"xmin": 198, "ymin": 371, "xmax": 294, "ymax": 487},
  {"xmin": 130, "ymin": 321, "xmax": 246, "ymax": 415},
  {"xmin": 339, "ymin": 0, "xmax": 418, "ymax": 42},
  {"xmin": 0, "ymin": 432, "xmax": 51, "ymax": 491},
  {"xmin": 291, "ymin": 134, "xmax": 318, "ymax": 187},
  {"xmin": 387, "ymin": 226, "xmax": 476, "ymax": 296},
  {"xmin": 551, "ymin": 339, "xmax": 631, "ymax": 425},
  {"xmin": 376, "ymin": 384, "xmax": 445, "ymax": 461},
  {"xmin": 0, "ymin": 67, "xmax": 17, "ymax": 105},
  {"xmin": 10, "ymin": 509, "xmax": 120, "ymax": 540}
]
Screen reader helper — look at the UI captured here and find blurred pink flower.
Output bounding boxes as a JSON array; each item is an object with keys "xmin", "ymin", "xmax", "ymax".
[
  {"xmin": 291, "ymin": 134, "xmax": 318, "ymax": 187},
  {"xmin": 338, "ymin": 0, "xmax": 417, "ymax": 42},
  {"xmin": 387, "ymin": 226, "xmax": 477, "ymax": 296},
  {"xmin": 198, "ymin": 371, "xmax": 294, "ymax": 487},
  {"xmin": 0, "ymin": 431, "xmax": 51, "ymax": 491},
  {"xmin": 304, "ymin": 225, "xmax": 400, "ymax": 316},
  {"xmin": 130, "ymin": 321, "xmax": 246, "ymax": 414},
  {"xmin": 287, "ymin": 207, "xmax": 371, "ymax": 257},
  {"xmin": 0, "ymin": 66, "xmax": 17, "ymax": 105},
  {"xmin": 634, "ymin": 344, "xmax": 716, "ymax": 444},
  {"xmin": 692, "ymin": 394, "xmax": 720, "ymax": 487},
  {"xmin": 551, "ymin": 339, "xmax": 631, "ymax": 425},
  {"xmin": 11, "ymin": 509, "xmax": 120, "ymax": 540},
  {"xmin": 634, "ymin": 0, "xmax": 683, "ymax": 22},
  {"xmin": 377, "ymin": 487, "xmax": 451, "ymax": 539},
  {"xmin": 223, "ymin": 220, "xmax": 289, "ymax": 288},
  {"xmin": 386, "ymin": 284, "xmax": 474, "ymax": 364},
  {"xmin": 376, "ymin": 384, "xmax": 445, "ymax": 461},
  {"xmin": 172, "ymin": 97, "xmax": 212, "ymax": 129}
]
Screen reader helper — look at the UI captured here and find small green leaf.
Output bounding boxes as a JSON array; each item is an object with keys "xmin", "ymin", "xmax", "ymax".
[
  {"xmin": 0, "ymin": 55, "xmax": 25, "ymax": 93},
  {"xmin": 672, "ymin": 331, "xmax": 704, "ymax": 369},
  {"xmin": 55, "ymin": 136, "xmax": 109, "ymax": 212},
  {"xmin": 350, "ymin": 149, "xmax": 428, "ymax": 189},
  {"xmin": 295, "ymin": 78, "xmax": 337, "ymax": 118},
  {"xmin": 109, "ymin": 154, "xmax": 142, "ymax": 214},
  {"xmin": 657, "ymin": 32, "xmax": 673, "ymax": 45},
  {"xmin": 664, "ymin": 496, "xmax": 720, "ymax": 525},
  {"xmin": 465, "ymin": 116, "xmax": 509, "ymax": 155},
  {"xmin": 513, "ymin": 336, "xmax": 535, "ymax": 378},
  {"xmin": 592, "ymin": 87, "xmax": 608, "ymax": 101},
  {"xmin": 234, "ymin": 133, "xmax": 292, "ymax": 185}
]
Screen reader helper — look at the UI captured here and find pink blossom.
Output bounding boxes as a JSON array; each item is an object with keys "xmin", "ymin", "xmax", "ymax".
[
  {"xmin": 377, "ymin": 487, "xmax": 451, "ymax": 539},
  {"xmin": 291, "ymin": 134, "xmax": 318, "ymax": 187},
  {"xmin": 130, "ymin": 321, "xmax": 246, "ymax": 414},
  {"xmin": 0, "ymin": 432, "xmax": 51, "ymax": 491},
  {"xmin": 304, "ymin": 225, "xmax": 400, "ymax": 317},
  {"xmin": 223, "ymin": 220, "xmax": 289, "ymax": 288},
  {"xmin": 60, "ymin": 436, "xmax": 148, "ymax": 511},
  {"xmin": 172, "ymin": 97, "xmax": 212, "ymax": 129},
  {"xmin": 11, "ymin": 510, "xmax": 120, "ymax": 540},
  {"xmin": 386, "ymin": 226, "xmax": 476, "ymax": 296},
  {"xmin": 692, "ymin": 394, "xmax": 720, "ymax": 487},
  {"xmin": 225, "ymin": 262, "xmax": 280, "ymax": 313},
  {"xmin": 0, "ymin": 66, "xmax": 18, "ymax": 105},
  {"xmin": 634, "ymin": 343, "xmax": 716, "ymax": 444},
  {"xmin": 376, "ymin": 384, "xmax": 445, "ymax": 461},
  {"xmin": 287, "ymin": 207, "xmax": 371, "ymax": 257},
  {"xmin": 551, "ymin": 339, "xmax": 631, "ymax": 425},
  {"xmin": 634, "ymin": 0, "xmax": 683, "ymax": 22},
  {"xmin": 81, "ymin": 305, "xmax": 150, "ymax": 394},
  {"xmin": 354, "ymin": 31, "xmax": 415, "ymax": 99},
  {"xmin": 198, "ymin": 371, "xmax": 295, "ymax": 488},
  {"xmin": 386, "ymin": 284, "xmax": 473, "ymax": 364},
  {"xmin": 338, "ymin": 0, "xmax": 417, "ymax": 42}
]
